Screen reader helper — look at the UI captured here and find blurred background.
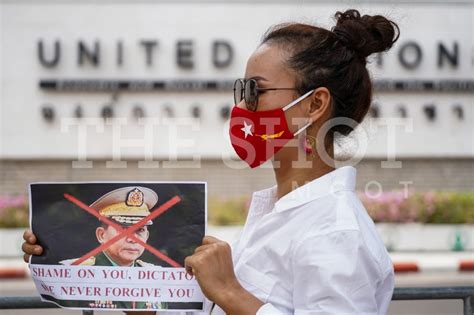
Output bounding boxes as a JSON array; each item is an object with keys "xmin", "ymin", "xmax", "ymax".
[{"xmin": 0, "ymin": 0, "xmax": 473, "ymax": 314}]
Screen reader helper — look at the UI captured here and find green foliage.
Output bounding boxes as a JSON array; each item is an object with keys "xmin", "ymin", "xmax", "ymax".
[
  {"xmin": 424, "ymin": 192, "xmax": 474, "ymax": 224},
  {"xmin": 0, "ymin": 196, "xmax": 29, "ymax": 228},
  {"xmin": 359, "ymin": 191, "xmax": 474, "ymax": 224},
  {"xmin": 208, "ymin": 196, "xmax": 249, "ymax": 226},
  {"xmin": 1, "ymin": 191, "xmax": 473, "ymax": 227},
  {"xmin": 208, "ymin": 191, "xmax": 474, "ymax": 225}
]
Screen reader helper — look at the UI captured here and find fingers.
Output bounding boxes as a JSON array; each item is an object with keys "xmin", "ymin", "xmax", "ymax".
[
  {"xmin": 186, "ymin": 237, "xmax": 232, "ymax": 278},
  {"xmin": 202, "ymin": 235, "xmax": 221, "ymax": 245},
  {"xmin": 194, "ymin": 238, "xmax": 232, "ymax": 257},
  {"xmin": 184, "ymin": 250, "xmax": 209, "ymax": 276},
  {"xmin": 23, "ymin": 229, "xmax": 37, "ymax": 244},
  {"xmin": 194, "ymin": 244, "xmax": 211, "ymax": 254},
  {"xmin": 192, "ymin": 235, "xmax": 221, "ymax": 254},
  {"xmin": 22, "ymin": 242, "xmax": 43, "ymax": 256},
  {"xmin": 22, "ymin": 229, "xmax": 43, "ymax": 262},
  {"xmin": 184, "ymin": 256, "xmax": 194, "ymax": 276}
]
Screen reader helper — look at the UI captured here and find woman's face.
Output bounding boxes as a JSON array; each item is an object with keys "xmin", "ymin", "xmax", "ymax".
[{"xmin": 240, "ymin": 43, "xmax": 310, "ymax": 135}]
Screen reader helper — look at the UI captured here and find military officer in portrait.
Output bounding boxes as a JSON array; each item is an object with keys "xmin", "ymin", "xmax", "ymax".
[{"xmin": 59, "ymin": 186, "xmax": 166, "ymax": 310}]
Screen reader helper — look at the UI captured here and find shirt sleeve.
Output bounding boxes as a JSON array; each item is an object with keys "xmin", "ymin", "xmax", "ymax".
[
  {"xmin": 375, "ymin": 268, "xmax": 395, "ymax": 314},
  {"xmin": 290, "ymin": 229, "xmax": 382, "ymax": 314},
  {"xmin": 256, "ymin": 303, "xmax": 285, "ymax": 314}
]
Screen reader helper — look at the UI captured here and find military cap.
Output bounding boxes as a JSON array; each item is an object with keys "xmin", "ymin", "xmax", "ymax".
[{"xmin": 90, "ymin": 186, "xmax": 158, "ymax": 226}]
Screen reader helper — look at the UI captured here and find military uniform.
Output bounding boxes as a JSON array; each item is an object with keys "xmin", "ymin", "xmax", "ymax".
[{"xmin": 54, "ymin": 186, "xmax": 167, "ymax": 310}]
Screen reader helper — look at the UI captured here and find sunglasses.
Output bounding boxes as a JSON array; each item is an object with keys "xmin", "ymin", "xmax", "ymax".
[{"xmin": 233, "ymin": 78, "xmax": 299, "ymax": 112}]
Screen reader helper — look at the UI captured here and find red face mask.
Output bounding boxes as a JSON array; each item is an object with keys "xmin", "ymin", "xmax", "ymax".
[{"xmin": 229, "ymin": 90, "xmax": 314, "ymax": 168}]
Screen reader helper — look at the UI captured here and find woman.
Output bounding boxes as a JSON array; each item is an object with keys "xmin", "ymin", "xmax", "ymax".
[{"xmin": 23, "ymin": 9, "xmax": 399, "ymax": 314}]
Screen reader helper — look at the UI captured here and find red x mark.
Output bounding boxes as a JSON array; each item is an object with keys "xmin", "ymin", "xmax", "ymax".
[{"xmin": 63, "ymin": 193, "xmax": 182, "ymax": 267}]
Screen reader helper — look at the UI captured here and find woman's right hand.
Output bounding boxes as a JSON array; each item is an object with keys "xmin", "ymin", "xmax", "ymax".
[{"xmin": 22, "ymin": 229, "xmax": 43, "ymax": 263}]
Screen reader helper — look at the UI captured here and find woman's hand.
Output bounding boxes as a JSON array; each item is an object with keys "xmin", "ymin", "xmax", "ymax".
[
  {"xmin": 185, "ymin": 236, "xmax": 238, "ymax": 303},
  {"xmin": 22, "ymin": 229, "xmax": 43, "ymax": 263},
  {"xmin": 184, "ymin": 236, "xmax": 263, "ymax": 315}
]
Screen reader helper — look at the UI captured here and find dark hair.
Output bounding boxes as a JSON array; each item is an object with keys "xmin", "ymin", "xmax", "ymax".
[
  {"xmin": 99, "ymin": 222, "xmax": 110, "ymax": 229},
  {"xmin": 261, "ymin": 9, "xmax": 400, "ymax": 145}
]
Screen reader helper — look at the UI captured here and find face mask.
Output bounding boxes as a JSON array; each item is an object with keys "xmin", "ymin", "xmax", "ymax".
[{"xmin": 229, "ymin": 89, "xmax": 314, "ymax": 168}]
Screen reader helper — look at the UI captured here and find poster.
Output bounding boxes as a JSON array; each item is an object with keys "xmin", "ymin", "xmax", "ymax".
[{"xmin": 28, "ymin": 182, "xmax": 206, "ymax": 311}]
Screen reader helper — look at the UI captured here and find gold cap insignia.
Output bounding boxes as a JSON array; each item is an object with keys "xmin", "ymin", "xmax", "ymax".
[
  {"xmin": 126, "ymin": 188, "xmax": 144, "ymax": 207},
  {"xmin": 90, "ymin": 186, "xmax": 157, "ymax": 226}
]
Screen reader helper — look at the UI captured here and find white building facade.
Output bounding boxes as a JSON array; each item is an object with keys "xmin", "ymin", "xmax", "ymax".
[{"xmin": 0, "ymin": 0, "xmax": 473, "ymax": 196}]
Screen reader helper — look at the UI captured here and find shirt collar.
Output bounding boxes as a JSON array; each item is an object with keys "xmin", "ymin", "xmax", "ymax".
[
  {"xmin": 248, "ymin": 184, "xmax": 278, "ymax": 216},
  {"xmin": 102, "ymin": 251, "xmax": 119, "ymax": 266},
  {"xmin": 270, "ymin": 166, "xmax": 357, "ymax": 213}
]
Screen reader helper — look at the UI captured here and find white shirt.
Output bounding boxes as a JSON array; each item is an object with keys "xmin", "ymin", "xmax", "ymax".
[
  {"xmin": 211, "ymin": 165, "xmax": 394, "ymax": 315},
  {"xmin": 163, "ymin": 166, "xmax": 394, "ymax": 315}
]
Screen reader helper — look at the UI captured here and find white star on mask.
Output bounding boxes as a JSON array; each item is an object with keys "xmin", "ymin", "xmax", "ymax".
[{"xmin": 241, "ymin": 121, "xmax": 253, "ymax": 139}]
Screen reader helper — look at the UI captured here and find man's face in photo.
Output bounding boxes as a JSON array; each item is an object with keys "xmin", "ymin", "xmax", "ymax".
[{"xmin": 96, "ymin": 224, "xmax": 150, "ymax": 266}]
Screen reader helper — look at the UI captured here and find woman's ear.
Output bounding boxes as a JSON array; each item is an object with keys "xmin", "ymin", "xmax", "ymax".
[{"xmin": 307, "ymin": 87, "xmax": 332, "ymax": 123}]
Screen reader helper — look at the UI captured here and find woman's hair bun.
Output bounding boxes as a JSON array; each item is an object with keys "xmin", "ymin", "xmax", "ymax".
[{"xmin": 332, "ymin": 9, "xmax": 400, "ymax": 58}]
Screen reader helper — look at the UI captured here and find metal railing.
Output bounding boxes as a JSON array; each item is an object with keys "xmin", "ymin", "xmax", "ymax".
[
  {"xmin": 1, "ymin": 286, "xmax": 473, "ymax": 314},
  {"xmin": 392, "ymin": 286, "xmax": 474, "ymax": 315},
  {"xmin": 0, "ymin": 296, "xmax": 92, "ymax": 314}
]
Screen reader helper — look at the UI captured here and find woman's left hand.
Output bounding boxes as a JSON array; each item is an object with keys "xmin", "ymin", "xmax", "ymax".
[
  {"xmin": 185, "ymin": 236, "xmax": 264, "ymax": 314},
  {"xmin": 184, "ymin": 236, "xmax": 240, "ymax": 305}
]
